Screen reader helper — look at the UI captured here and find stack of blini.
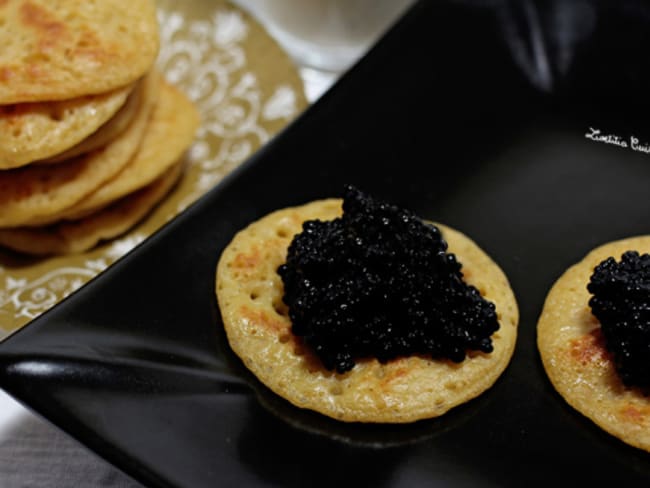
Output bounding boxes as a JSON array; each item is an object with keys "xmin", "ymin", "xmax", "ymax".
[{"xmin": 0, "ymin": 0, "xmax": 199, "ymax": 255}]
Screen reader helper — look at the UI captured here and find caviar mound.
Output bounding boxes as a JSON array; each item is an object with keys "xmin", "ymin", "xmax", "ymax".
[
  {"xmin": 537, "ymin": 236, "xmax": 650, "ymax": 452},
  {"xmin": 216, "ymin": 198, "xmax": 518, "ymax": 423},
  {"xmin": 588, "ymin": 251, "xmax": 650, "ymax": 388},
  {"xmin": 278, "ymin": 186, "xmax": 499, "ymax": 373}
]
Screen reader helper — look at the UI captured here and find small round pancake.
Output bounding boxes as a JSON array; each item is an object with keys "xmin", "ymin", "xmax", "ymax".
[
  {"xmin": 0, "ymin": 0, "xmax": 159, "ymax": 104},
  {"xmin": 537, "ymin": 236, "xmax": 650, "ymax": 452},
  {"xmin": 0, "ymin": 161, "xmax": 184, "ymax": 255},
  {"xmin": 39, "ymin": 76, "xmax": 145, "ymax": 164},
  {"xmin": 0, "ymin": 82, "xmax": 134, "ymax": 169},
  {"xmin": 216, "ymin": 199, "xmax": 519, "ymax": 423},
  {"xmin": 0, "ymin": 71, "xmax": 160, "ymax": 228},
  {"xmin": 40, "ymin": 79, "xmax": 199, "ymax": 222}
]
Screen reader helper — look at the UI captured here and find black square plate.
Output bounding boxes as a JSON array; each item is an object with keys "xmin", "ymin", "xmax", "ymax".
[{"xmin": 3, "ymin": 1, "xmax": 650, "ymax": 486}]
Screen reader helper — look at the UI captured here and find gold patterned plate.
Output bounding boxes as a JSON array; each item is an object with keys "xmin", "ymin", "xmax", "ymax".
[{"xmin": 0, "ymin": 0, "xmax": 307, "ymax": 337}]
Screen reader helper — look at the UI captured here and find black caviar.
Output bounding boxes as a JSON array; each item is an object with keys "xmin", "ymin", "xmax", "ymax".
[
  {"xmin": 277, "ymin": 186, "xmax": 499, "ymax": 373},
  {"xmin": 588, "ymin": 250, "xmax": 650, "ymax": 388}
]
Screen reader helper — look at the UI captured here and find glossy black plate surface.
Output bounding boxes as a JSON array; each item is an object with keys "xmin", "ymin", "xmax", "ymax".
[{"xmin": 3, "ymin": 1, "xmax": 650, "ymax": 486}]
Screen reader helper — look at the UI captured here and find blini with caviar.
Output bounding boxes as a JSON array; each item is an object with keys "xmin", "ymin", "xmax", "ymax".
[
  {"xmin": 538, "ymin": 236, "xmax": 650, "ymax": 452},
  {"xmin": 216, "ymin": 187, "xmax": 519, "ymax": 423}
]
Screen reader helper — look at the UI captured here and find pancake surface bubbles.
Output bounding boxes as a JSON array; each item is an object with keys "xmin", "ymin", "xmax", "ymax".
[{"xmin": 0, "ymin": 0, "xmax": 159, "ymax": 104}]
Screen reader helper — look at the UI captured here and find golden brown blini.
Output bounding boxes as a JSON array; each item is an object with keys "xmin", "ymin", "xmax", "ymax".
[
  {"xmin": 537, "ymin": 236, "xmax": 650, "ymax": 452},
  {"xmin": 0, "ymin": 82, "xmax": 134, "ymax": 169},
  {"xmin": 24, "ymin": 78, "xmax": 199, "ymax": 225},
  {"xmin": 0, "ymin": 0, "xmax": 159, "ymax": 104},
  {"xmin": 216, "ymin": 199, "xmax": 519, "ymax": 423},
  {"xmin": 39, "ymin": 77, "xmax": 145, "ymax": 164},
  {"xmin": 0, "ymin": 71, "xmax": 160, "ymax": 228},
  {"xmin": 0, "ymin": 161, "xmax": 184, "ymax": 256}
]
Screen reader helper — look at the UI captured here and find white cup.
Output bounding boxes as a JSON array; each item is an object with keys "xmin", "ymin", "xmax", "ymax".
[{"xmin": 234, "ymin": 0, "xmax": 417, "ymax": 72}]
